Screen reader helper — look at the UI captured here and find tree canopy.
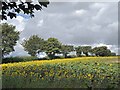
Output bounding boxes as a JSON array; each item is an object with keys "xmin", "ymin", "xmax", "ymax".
[
  {"xmin": 22, "ymin": 37, "xmax": 62, "ymax": 59},
  {"xmin": 22, "ymin": 35, "xmax": 116, "ymax": 59},
  {"xmin": 75, "ymin": 46, "xmax": 82, "ymax": 57},
  {"xmin": 0, "ymin": 0, "xmax": 49, "ymax": 20},
  {"xmin": 92, "ymin": 46, "xmax": 112, "ymax": 56},
  {"xmin": 1, "ymin": 23, "xmax": 20, "ymax": 58},
  {"xmin": 61, "ymin": 45, "xmax": 74, "ymax": 58},
  {"xmin": 45, "ymin": 37, "xmax": 62, "ymax": 59},
  {"xmin": 22, "ymin": 35, "xmax": 45, "ymax": 56},
  {"xmin": 75, "ymin": 46, "xmax": 92, "ymax": 56},
  {"xmin": 82, "ymin": 46, "xmax": 92, "ymax": 56}
]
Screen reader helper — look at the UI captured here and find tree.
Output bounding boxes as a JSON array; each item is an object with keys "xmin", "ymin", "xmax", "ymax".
[
  {"xmin": 111, "ymin": 52, "xmax": 116, "ymax": 56},
  {"xmin": 91, "ymin": 47, "xmax": 99, "ymax": 56},
  {"xmin": 82, "ymin": 46, "xmax": 92, "ymax": 56},
  {"xmin": 105, "ymin": 49, "xmax": 112, "ymax": 56},
  {"xmin": 45, "ymin": 37, "xmax": 62, "ymax": 59},
  {"xmin": 61, "ymin": 45, "xmax": 74, "ymax": 58},
  {"xmin": 0, "ymin": 0, "xmax": 49, "ymax": 20},
  {"xmin": 75, "ymin": 46, "xmax": 82, "ymax": 57},
  {"xmin": 92, "ymin": 46, "xmax": 113, "ymax": 56},
  {"xmin": 1, "ymin": 23, "xmax": 20, "ymax": 58},
  {"xmin": 22, "ymin": 35, "xmax": 45, "ymax": 56}
]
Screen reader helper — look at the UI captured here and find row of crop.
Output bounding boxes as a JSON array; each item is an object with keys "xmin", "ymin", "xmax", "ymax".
[{"xmin": 2, "ymin": 59, "xmax": 119, "ymax": 88}]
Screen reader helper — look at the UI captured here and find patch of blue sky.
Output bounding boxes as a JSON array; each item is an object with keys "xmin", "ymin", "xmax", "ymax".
[{"xmin": 17, "ymin": 14, "xmax": 31, "ymax": 19}]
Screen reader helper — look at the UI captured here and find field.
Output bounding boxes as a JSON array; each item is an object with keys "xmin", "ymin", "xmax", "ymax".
[{"xmin": 1, "ymin": 56, "xmax": 120, "ymax": 88}]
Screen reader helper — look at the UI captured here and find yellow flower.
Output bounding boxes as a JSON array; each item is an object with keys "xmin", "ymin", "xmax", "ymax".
[
  {"xmin": 97, "ymin": 63, "xmax": 99, "ymax": 65},
  {"xmin": 109, "ymin": 64, "xmax": 112, "ymax": 66},
  {"xmin": 88, "ymin": 74, "xmax": 91, "ymax": 77},
  {"xmin": 42, "ymin": 77, "xmax": 44, "ymax": 80}
]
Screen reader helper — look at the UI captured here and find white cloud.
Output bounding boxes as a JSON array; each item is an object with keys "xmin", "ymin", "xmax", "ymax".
[
  {"xmin": 74, "ymin": 9, "xmax": 87, "ymax": 16},
  {"xmin": 107, "ymin": 22, "xmax": 118, "ymax": 29},
  {"xmin": 93, "ymin": 43, "xmax": 112, "ymax": 48},
  {"xmin": 92, "ymin": 7, "xmax": 107, "ymax": 21},
  {"xmin": 15, "ymin": 16, "xmax": 25, "ymax": 31},
  {"xmin": 37, "ymin": 19, "xmax": 44, "ymax": 27},
  {"xmin": 10, "ymin": 43, "xmax": 30, "ymax": 56},
  {"xmin": 90, "ymin": 24, "xmax": 101, "ymax": 32},
  {"xmin": 1, "ymin": 16, "xmax": 26, "ymax": 32},
  {"xmin": 16, "ymin": 16, "xmax": 24, "ymax": 23},
  {"xmin": 89, "ymin": 3, "xmax": 107, "ymax": 9}
]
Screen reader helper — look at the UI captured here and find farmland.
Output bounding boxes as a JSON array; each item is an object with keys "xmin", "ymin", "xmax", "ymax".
[{"xmin": 1, "ymin": 56, "xmax": 120, "ymax": 88}]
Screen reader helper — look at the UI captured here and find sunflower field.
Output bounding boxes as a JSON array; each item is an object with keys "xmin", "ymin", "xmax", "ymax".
[{"xmin": 1, "ymin": 57, "xmax": 120, "ymax": 88}]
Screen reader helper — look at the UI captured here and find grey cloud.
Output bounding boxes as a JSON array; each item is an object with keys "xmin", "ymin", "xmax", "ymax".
[
  {"xmin": 22, "ymin": 2, "xmax": 118, "ymax": 45},
  {"xmin": 6, "ymin": 2, "xmax": 118, "ymax": 56}
]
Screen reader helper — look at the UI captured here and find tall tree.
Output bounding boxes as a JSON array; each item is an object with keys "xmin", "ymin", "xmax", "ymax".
[
  {"xmin": 75, "ymin": 46, "xmax": 83, "ymax": 57},
  {"xmin": 91, "ymin": 47, "xmax": 99, "ymax": 56},
  {"xmin": 92, "ymin": 46, "xmax": 112, "ymax": 56},
  {"xmin": 1, "ymin": 0, "xmax": 49, "ymax": 20},
  {"xmin": 82, "ymin": 46, "xmax": 92, "ymax": 56},
  {"xmin": 61, "ymin": 45, "xmax": 74, "ymax": 58},
  {"xmin": 110, "ymin": 52, "xmax": 116, "ymax": 56},
  {"xmin": 1, "ymin": 23, "xmax": 20, "ymax": 58},
  {"xmin": 45, "ymin": 37, "xmax": 62, "ymax": 59},
  {"xmin": 22, "ymin": 35, "xmax": 45, "ymax": 56}
]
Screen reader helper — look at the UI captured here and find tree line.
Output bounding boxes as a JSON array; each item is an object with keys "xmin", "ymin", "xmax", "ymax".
[
  {"xmin": 1, "ymin": 23, "xmax": 116, "ymax": 59},
  {"xmin": 22, "ymin": 35, "xmax": 116, "ymax": 59}
]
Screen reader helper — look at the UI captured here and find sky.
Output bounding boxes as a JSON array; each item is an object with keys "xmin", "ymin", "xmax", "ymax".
[{"xmin": 1, "ymin": 0, "xmax": 119, "ymax": 56}]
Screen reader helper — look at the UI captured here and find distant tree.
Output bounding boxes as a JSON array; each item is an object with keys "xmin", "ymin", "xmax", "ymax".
[
  {"xmin": 61, "ymin": 45, "xmax": 74, "ymax": 58},
  {"xmin": 82, "ymin": 46, "xmax": 92, "ymax": 56},
  {"xmin": 110, "ymin": 52, "xmax": 116, "ymax": 56},
  {"xmin": 105, "ymin": 49, "xmax": 112, "ymax": 56},
  {"xmin": 1, "ymin": 23, "xmax": 20, "ymax": 58},
  {"xmin": 92, "ymin": 46, "xmax": 112, "ymax": 56},
  {"xmin": 0, "ymin": 0, "xmax": 49, "ymax": 20},
  {"xmin": 91, "ymin": 47, "xmax": 99, "ymax": 56},
  {"xmin": 45, "ymin": 38, "xmax": 62, "ymax": 59},
  {"xmin": 22, "ymin": 35, "xmax": 45, "ymax": 56},
  {"xmin": 75, "ymin": 46, "xmax": 83, "ymax": 57}
]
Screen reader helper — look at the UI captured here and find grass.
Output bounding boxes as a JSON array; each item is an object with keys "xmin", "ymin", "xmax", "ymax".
[{"xmin": 1, "ymin": 56, "xmax": 120, "ymax": 88}]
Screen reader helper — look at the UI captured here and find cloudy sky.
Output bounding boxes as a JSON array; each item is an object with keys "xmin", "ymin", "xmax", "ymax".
[{"xmin": 1, "ymin": 0, "xmax": 119, "ymax": 56}]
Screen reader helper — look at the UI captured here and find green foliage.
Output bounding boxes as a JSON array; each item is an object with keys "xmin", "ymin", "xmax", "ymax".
[
  {"xmin": 1, "ymin": 0, "xmax": 49, "ymax": 20},
  {"xmin": 75, "ymin": 46, "xmax": 82, "ymax": 57},
  {"xmin": 45, "ymin": 37, "xmax": 62, "ymax": 59},
  {"xmin": 22, "ymin": 35, "xmax": 117, "ymax": 58},
  {"xmin": 75, "ymin": 46, "xmax": 92, "ymax": 56},
  {"xmin": 92, "ymin": 46, "xmax": 112, "ymax": 56},
  {"xmin": 61, "ymin": 45, "xmax": 74, "ymax": 58},
  {"xmin": 82, "ymin": 46, "xmax": 92, "ymax": 56},
  {"xmin": 22, "ymin": 35, "xmax": 45, "ymax": 56},
  {"xmin": 2, "ymin": 57, "xmax": 119, "ymax": 88},
  {"xmin": 1, "ymin": 23, "xmax": 20, "ymax": 58},
  {"xmin": 22, "ymin": 37, "xmax": 63, "ymax": 59},
  {"xmin": 111, "ymin": 52, "xmax": 116, "ymax": 56},
  {"xmin": 2, "ymin": 56, "xmax": 38, "ymax": 63},
  {"xmin": 2, "ymin": 57, "xmax": 23, "ymax": 63}
]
